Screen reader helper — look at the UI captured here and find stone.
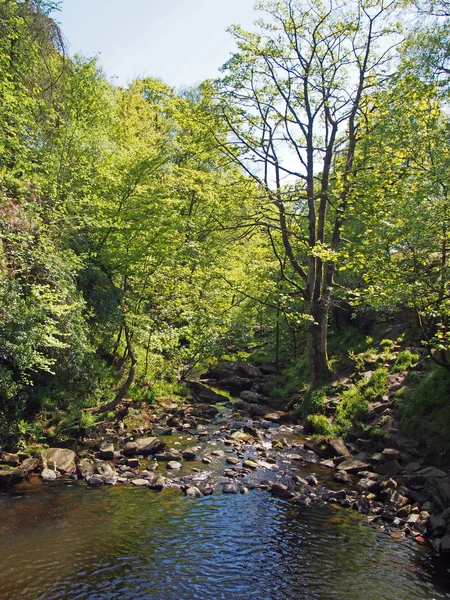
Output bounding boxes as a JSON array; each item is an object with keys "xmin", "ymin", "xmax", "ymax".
[
  {"xmin": 87, "ymin": 474, "xmax": 104, "ymax": 486},
  {"xmin": 386, "ymin": 490, "xmax": 409, "ymax": 511},
  {"xmin": 94, "ymin": 461, "xmax": 116, "ymax": 478},
  {"xmin": 223, "ymin": 482, "xmax": 239, "ymax": 494},
  {"xmin": 440, "ymin": 535, "xmax": 450, "ymax": 554},
  {"xmin": 415, "ymin": 466, "xmax": 448, "ymax": 479},
  {"xmin": 154, "ymin": 449, "xmax": 182, "ymax": 462},
  {"xmin": 182, "ymin": 450, "xmax": 197, "ymax": 461},
  {"xmin": 270, "ymin": 483, "xmax": 294, "ymax": 499},
  {"xmin": 428, "ymin": 515, "xmax": 447, "ymax": 537},
  {"xmin": 381, "ymin": 448, "xmax": 402, "ymax": 460},
  {"xmin": 243, "ymin": 459, "xmax": 258, "ymax": 469},
  {"xmin": 240, "ymin": 390, "xmax": 263, "ymax": 403},
  {"xmin": 396, "ymin": 504, "xmax": 412, "ymax": 518},
  {"xmin": 337, "ymin": 458, "xmax": 369, "ymax": 473},
  {"xmin": 41, "ymin": 448, "xmax": 78, "ymax": 474},
  {"xmin": 147, "ymin": 475, "xmax": 165, "ymax": 491},
  {"xmin": 374, "ymin": 460, "xmax": 402, "ymax": 477},
  {"xmin": 98, "ymin": 441, "xmax": 115, "ymax": 461},
  {"xmin": 122, "ymin": 437, "xmax": 164, "ymax": 457},
  {"xmin": 329, "ymin": 437, "xmax": 351, "ymax": 458},
  {"xmin": 202, "ymin": 457, "xmax": 212, "ymax": 464},
  {"xmin": 231, "ymin": 431, "xmax": 253, "ymax": 443},
  {"xmin": 41, "ymin": 468, "xmax": 58, "ymax": 481},
  {"xmin": 292, "ymin": 494, "xmax": 312, "ymax": 507},
  {"xmin": 131, "ymin": 478, "xmax": 150, "ymax": 486},
  {"xmin": 185, "ymin": 486, "xmax": 202, "ymax": 498},
  {"xmin": 226, "ymin": 457, "xmax": 240, "ymax": 465},
  {"xmin": 333, "ymin": 471, "xmax": 352, "ymax": 485},
  {"xmin": 78, "ymin": 458, "xmax": 95, "ymax": 480},
  {"xmin": 1, "ymin": 452, "xmax": 21, "ymax": 466},
  {"xmin": 436, "ymin": 479, "xmax": 450, "ymax": 504},
  {"xmin": 167, "ymin": 461, "xmax": 182, "ymax": 470},
  {"xmin": 19, "ymin": 457, "xmax": 40, "ymax": 474}
]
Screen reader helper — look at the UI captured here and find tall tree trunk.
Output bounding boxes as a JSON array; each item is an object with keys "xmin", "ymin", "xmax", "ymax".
[{"xmin": 95, "ymin": 320, "xmax": 137, "ymax": 413}]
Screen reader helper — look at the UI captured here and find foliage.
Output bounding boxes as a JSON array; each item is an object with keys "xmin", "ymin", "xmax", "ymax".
[
  {"xmin": 294, "ymin": 385, "xmax": 328, "ymax": 419},
  {"xmin": 305, "ymin": 414, "xmax": 336, "ymax": 436},
  {"xmin": 396, "ymin": 367, "xmax": 450, "ymax": 462},
  {"xmin": 392, "ymin": 349, "xmax": 420, "ymax": 372},
  {"xmin": 335, "ymin": 368, "xmax": 388, "ymax": 434}
]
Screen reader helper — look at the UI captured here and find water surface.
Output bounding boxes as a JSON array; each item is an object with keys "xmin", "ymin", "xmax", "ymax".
[{"xmin": 1, "ymin": 481, "xmax": 450, "ymax": 599}]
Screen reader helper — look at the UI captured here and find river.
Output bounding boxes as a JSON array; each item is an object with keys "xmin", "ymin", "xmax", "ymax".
[{"xmin": 1, "ymin": 478, "xmax": 450, "ymax": 600}]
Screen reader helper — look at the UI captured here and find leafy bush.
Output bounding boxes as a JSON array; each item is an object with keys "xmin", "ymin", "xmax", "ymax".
[
  {"xmin": 392, "ymin": 349, "xmax": 420, "ymax": 372},
  {"xmin": 305, "ymin": 414, "xmax": 336, "ymax": 436},
  {"xmin": 335, "ymin": 368, "xmax": 388, "ymax": 434},
  {"xmin": 294, "ymin": 385, "xmax": 327, "ymax": 419}
]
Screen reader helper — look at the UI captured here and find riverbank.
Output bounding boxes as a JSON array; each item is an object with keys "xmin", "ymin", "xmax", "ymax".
[{"xmin": 1, "ymin": 359, "xmax": 450, "ymax": 561}]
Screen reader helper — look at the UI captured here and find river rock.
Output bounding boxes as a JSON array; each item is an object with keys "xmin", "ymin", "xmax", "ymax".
[
  {"xmin": 440, "ymin": 535, "xmax": 450, "ymax": 554},
  {"xmin": 185, "ymin": 486, "xmax": 202, "ymax": 498},
  {"xmin": 243, "ymin": 459, "xmax": 258, "ymax": 469},
  {"xmin": 166, "ymin": 461, "xmax": 182, "ymax": 470},
  {"xmin": 155, "ymin": 449, "xmax": 182, "ymax": 462},
  {"xmin": 231, "ymin": 431, "xmax": 254, "ymax": 443},
  {"xmin": 148, "ymin": 475, "xmax": 165, "ymax": 490},
  {"xmin": 226, "ymin": 457, "xmax": 240, "ymax": 465},
  {"xmin": 182, "ymin": 449, "xmax": 197, "ymax": 461},
  {"xmin": 223, "ymin": 482, "xmax": 239, "ymax": 494},
  {"xmin": 41, "ymin": 448, "xmax": 78, "ymax": 474},
  {"xmin": 374, "ymin": 460, "xmax": 402, "ymax": 477},
  {"xmin": 19, "ymin": 457, "xmax": 40, "ymax": 474},
  {"xmin": 131, "ymin": 478, "xmax": 149, "ymax": 487},
  {"xmin": 1, "ymin": 452, "xmax": 21, "ymax": 466},
  {"xmin": 78, "ymin": 458, "xmax": 95, "ymax": 480},
  {"xmin": 98, "ymin": 441, "xmax": 115, "ymax": 461},
  {"xmin": 337, "ymin": 458, "xmax": 369, "ymax": 473},
  {"xmin": 219, "ymin": 376, "xmax": 253, "ymax": 392},
  {"xmin": 41, "ymin": 468, "xmax": 58, "ymax": 481},
  {"xmin": 122, "ymin": 437, "xmax": 164, "ymax": 457},
  {"xmin": 270, "ymin": 483, "xmax": 294, "ymax": 499},
  {"xmin": 428, "ymin": 515, "xmax": 447, "ymax": 537}
]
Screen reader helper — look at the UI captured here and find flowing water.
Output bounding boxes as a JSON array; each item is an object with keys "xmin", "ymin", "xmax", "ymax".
[{"xmin": 1, "ymin": 479, "xmax": 450, "ymax": 600}]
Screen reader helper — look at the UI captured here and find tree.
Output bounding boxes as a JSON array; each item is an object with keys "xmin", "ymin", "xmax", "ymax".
[{"xmin": 214, "ymin": 0, "xmax": 402, "ymax": 383}]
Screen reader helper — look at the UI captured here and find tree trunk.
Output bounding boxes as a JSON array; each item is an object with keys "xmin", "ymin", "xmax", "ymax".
[
  {"xmin": 306, "ymin": 299, "xmax": 331, "ymax": 385},
  {"xmin": 95, "ymin": 320, "xmax": 137, "ymax": 414}
]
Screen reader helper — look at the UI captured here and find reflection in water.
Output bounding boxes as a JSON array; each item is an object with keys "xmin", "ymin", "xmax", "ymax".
[{"xmin": 0, "ymin": 482, "xmax": 449, "ymax": 600}]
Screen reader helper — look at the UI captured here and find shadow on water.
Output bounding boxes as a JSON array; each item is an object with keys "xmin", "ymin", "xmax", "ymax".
[{"xmin": 1, "ymin": 482, "xmax": 450, "ymax": 600}]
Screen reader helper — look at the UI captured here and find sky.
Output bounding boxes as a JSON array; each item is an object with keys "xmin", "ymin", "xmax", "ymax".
[{"xmin": 56, "ymin": 0, "xmax": 258, "ymax": 89}]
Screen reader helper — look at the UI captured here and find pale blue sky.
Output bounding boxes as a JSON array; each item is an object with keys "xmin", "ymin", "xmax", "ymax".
[{"xmin": 56, "ymin": 0, "xmax": 258, "ymax": 88}]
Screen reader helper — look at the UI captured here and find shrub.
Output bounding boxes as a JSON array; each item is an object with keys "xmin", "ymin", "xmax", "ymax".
[
  {"xmin": 335, "ymin": 368, "xmax": 388, "ymax": 434},
  {"xmin": 305, "ymin": 414, "xmax": 336, "ymax": 436},
  {"xmin": 392, "ymin": 349, "xmax": 420, "ymax": 372},
  {"xmin": 294, "ymin": 385, "xmax": 327, "ymax": 419}
]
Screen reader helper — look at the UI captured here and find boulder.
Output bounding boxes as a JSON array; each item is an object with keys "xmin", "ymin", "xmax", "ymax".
[
  {"xmin": 122, "ymin": 437, "xmax": 164, "ymax": 457},
  {"xmin": 337, "ymin": 458, "xmax": 369, "ymax": 473},
  {"xmin": 166, "ymin": 461, "xmax": 182, "ymax": 470},
  {"xmin": 270, "ymin": 482, "xmax": 295, "ymax": 499},
  {"xmin": 374, "ymin": 460, "xmax": 402, "ymax": 477},
  {"xmin": 41, "ymin": 468, "xmax": 58, "ymax": 481},
  {"xmin": 185, "ymin": 486, "xmax": 202, "ymax": 498},
  {"xmin": 223, "ymin": 482, "xmax": 239, "ymax": 494},
  {"xmin": 0, "ymin": 469, "xmax": 23, "ymax": 487},
  {"xmin": 19, "ymin": 457, "xmax": 40, "ymax": 474},
  {"xmin": 77, "ymin": 458, "xmax": 95, "ymax": 480},
  {"xmin": 98, "ymin": 441, "xmax": 115, "ymax": 461},
  {"xmin": 41, "ymin": 448, "xmax": 78, "ymax": 474},
  {"xmin": 189, "ymin": 382, "xmax": 228, "ymax": 404},
  {"xmin": 131, "ymin": 478, "xmax": 149, "ymax": 487}
]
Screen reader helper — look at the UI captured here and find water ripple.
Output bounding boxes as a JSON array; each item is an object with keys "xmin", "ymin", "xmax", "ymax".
[{"xmin": 0, "ymin": 485, "xmax": 449, "ymax": 600}]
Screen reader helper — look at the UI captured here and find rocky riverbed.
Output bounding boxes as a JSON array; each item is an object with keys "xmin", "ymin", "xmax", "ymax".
[{"xmin": 1, "ymin": 360, "xmax": 450, "ymax": 559}]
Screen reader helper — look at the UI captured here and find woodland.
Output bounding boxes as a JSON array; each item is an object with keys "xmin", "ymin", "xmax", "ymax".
[{"xmin": 1, "ymin": 0, "xmax": 450, "ymax": 460}]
